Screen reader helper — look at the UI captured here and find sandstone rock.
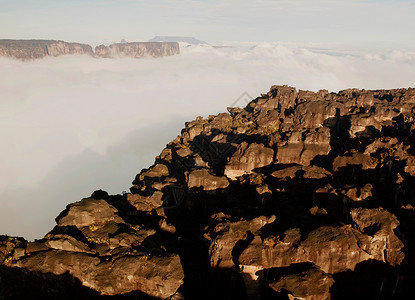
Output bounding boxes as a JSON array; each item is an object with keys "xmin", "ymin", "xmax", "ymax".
[
  {"xmin": 302, "ymin": 165, "xmax": 332, "ymax": 179},
  {"xmin": 236, "ymin": 225, "xmax": 373, "ymax": 274},
  {"xmin": 11, "ymin": 250, "xmax": 183, "ymax": 297},
  {"xmin": 12, "ymin": 247, "xmax": 26, "ymax": 260},
  {"xmin": 206, "ymin": 113, "xmax": 233, "ymax": 133},
  {"xmin": 359, "ymin": 183, "xmax": 373, "ymax": 200},
  {"xmin": 209, "ymin": 215, "xmax": 276, "ymax": 269},
  {"xmin": 160, "ymin": 148, "xmax": 173, "ymax": 162},
  {"xmin": 256, "ymin": 184, "xmax": 272, "ymax": 195},
  {"xmin": 187, "ymin": 169, "xmax": 229, "ymax": 191},
  {"xmin": 298, "ymin": 226, "xmax": 372, "ymax": 273},
  {"xmin": 350, "ymin": 208, "xmax": 404, "ymax": 265},
  {"xmin": 269, "ymin": 263, "xmax": 335, "ymax": 300},
  {"xmin": 26, "ymin": 241, "xmax": 49, "ymax": 254},
  {"xmin": 333, "ymin": 152, "xmax": 379, "ymax": 171},
  {"xmin": 271, "ymin": 166, "xmax": 302, "ymax": 180},
  {"xmin": 277, "ymin": 128, "xmax": 331, "ymax": 165},
  {"xmin": 45, "ymin": 234, "xmax": 92, "ymax": 253},
  {"xmin": 404, "ymin": 156, "xmax": 415, "ymax": 176},
  {"xmin": 108, "ymin": 229, "xmax": 156, "ymax": 249},
  {"xmin": 186, "ymin": 117, "xmax": 205, "ymax": 140},
  {"xmin": 126, "ymin": 191, "xmax": 163, "ymax": 212},
  {"xmin": 272, "ymin": 165, "xmax": 331, "ymax": 180},
  {"xmin": 56, "ymin": 198, "xmax": 124, "ymax": 228},
  {"xmin": 225, "ymin": 142, "xmax": 274, "ymax": 180},
  {"xmin": 139, "ymin": 163, "xmax": 169, "ymax": 180},
  {"xmin": 176, "ymin": 147, "xmax": 193, "ymax": 158}
]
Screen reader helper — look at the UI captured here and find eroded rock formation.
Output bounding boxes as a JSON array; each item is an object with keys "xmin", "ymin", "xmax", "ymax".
[{"xmin": 2, "ymin": 85, "xmax": 415, "ymax": 299}]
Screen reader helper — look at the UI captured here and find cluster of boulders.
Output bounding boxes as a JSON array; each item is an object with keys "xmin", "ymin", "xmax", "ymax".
[
  {"xmin": 2, "ymin": 85, "xmax": 415, "ymax": 299},
  {"xmin": 0, "ymin": 190, "xmax": 184, "ymax": 299}
]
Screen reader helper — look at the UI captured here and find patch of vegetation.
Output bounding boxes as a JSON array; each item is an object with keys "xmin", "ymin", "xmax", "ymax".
[
  {"xmin": 263, "ymin": 235, "xmax": 280, "ymax": 248},
  {"xmin": 1, "ymin": 237, "xmax": 22, "ymax": 264},
  {"xmin": 249, "ymin": 173, "xmax": 266, "ymax": 186}
]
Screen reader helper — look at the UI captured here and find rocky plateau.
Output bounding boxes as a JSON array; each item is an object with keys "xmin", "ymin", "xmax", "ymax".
[
  {"xmin": 94, "ymin": 42, "xmax": 180, "ymax": 59},
  {"xmin": 2, "ymin": 85, "xmax": 415, "ymax": 299},
  {"xmin": 0, "ymin": 39, "xmax": 179, "ymax": 60}
]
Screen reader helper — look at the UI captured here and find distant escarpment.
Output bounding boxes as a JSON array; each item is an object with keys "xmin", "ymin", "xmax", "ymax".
[
  {"xmin": 95, "ymin": 42, "xmax": 180, "ymax": 58},
  {"xmin": 0, "ymin": 39, "xmax": 180, "ymax": 61},
  {"xmin": 2, "ymin": 85, "xmax": 415, "ymax": 299},
  {"xmin": 149, "ymin": 36, "xmax": 207, "ymax": 45},
  {"xmin": 0, "ymin": 40, "xmax": 94, "ymax": 61}
]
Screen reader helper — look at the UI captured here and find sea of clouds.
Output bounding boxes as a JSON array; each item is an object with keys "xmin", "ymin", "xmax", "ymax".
[{"xmin": 1, "ymin": 42, "xmax": 415, "ymax": 240}]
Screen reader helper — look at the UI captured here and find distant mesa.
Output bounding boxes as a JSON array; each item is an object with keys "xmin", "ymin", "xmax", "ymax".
[
  {"xmin": 0, "ymin": 39, "xmax": 93, "ymax": 61},
  {"xmin": 95, "ymin": 41, "xmax": 180, "ymax": 58},
  {"xmin": 0, "ymin": 39, "xmax": 180, "ymax": 61},
  {"xmin": 149, "ymin": 36, "xmax": 207, "ymax": 45}
]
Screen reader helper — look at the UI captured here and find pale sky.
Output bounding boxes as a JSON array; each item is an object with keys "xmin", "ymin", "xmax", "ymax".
[{"xmin": 1, "ymin": 0, "xmax": 415, "ymax": 48}]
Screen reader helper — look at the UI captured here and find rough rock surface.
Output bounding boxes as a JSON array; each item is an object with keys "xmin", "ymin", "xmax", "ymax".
[
  {"xmin": 2, "ymin": 85, "xmax": 415, "ymax": 299},
  {"xmin": 187, "ymin": 169, "xmax": 229, "ymax": 191},
  {"xmin": 0, "ymin": 193, "xmax": 184, "ymax": 298},
  {"xmin": 94, "ymin": 42, "xmax": 180, "ymax": 58}
]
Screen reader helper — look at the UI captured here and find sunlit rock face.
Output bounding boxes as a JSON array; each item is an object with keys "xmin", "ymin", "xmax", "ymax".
[
  {"xmin": 0, "ymin": 40, "xmax": 93, "ymax": 60},
  {"xmin": 94, "ymin": 42, "xmax": 180, "ymax": 58},
  {"xmin": 225, "ymin": 142, "xmax": 274, "ymax": 180},
  {"xmin": 2, "ymin": 85, "xmax": 415, "ymax": 299}
]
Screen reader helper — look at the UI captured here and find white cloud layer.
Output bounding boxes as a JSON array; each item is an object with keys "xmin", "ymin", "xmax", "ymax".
[{"xmin": 1, "ymin": 42, "xmax": 415, "ymax": 240}]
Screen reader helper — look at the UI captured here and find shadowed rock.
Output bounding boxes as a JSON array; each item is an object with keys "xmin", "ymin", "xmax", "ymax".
[{"xmin": 268, "ymin": 263, "xmax": 335, "ymax": 300}]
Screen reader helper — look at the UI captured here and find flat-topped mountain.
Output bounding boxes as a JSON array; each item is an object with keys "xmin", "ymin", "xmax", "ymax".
[
  {"xmin": 149, "ymin": 36, "xmax": 207, "ymax": 45},
  {"xmin": 0, "ymin": 39, "xmax": 180, "ymax": 60},
  {"xmin": 0, "ymin": 40, "xmax": 93, "ymax": 61},
  {"xmin": 95, "ymin": 42, "xmax": 180, "ymax": 58},
  {"xmin": 2, "ymin": 85, "xmax": 415, "ymax": 299}
]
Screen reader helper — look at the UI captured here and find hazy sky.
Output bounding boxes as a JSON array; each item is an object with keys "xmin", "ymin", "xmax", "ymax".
[{"xmin": 1, "ymin": 0, "xmax": 415, "ymax": 48}]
